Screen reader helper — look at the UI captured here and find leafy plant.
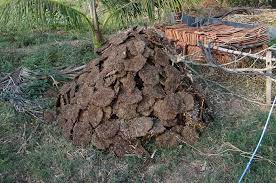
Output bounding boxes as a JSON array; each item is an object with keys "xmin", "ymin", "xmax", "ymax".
[
  {"xmin": 269, "ymin": 39, "xmax": 276, "ymax": 46},
  {"xmin": 0, "ymin": 0, "xmax": 201, "ymax": 47},
  {"xmin": 0, "ymin": 0, "xmax": 104, "ymax": 47},
  {"xmin": 225, "ymin": 0, "xmax": 268, "ymax": 7},
  {"xmin": 101, "ymin": 0, "xmax": 200, "ymax": 28},
  {"xmin": 0, "ymin": 0, "xmax": 90, "ymax": 30}
]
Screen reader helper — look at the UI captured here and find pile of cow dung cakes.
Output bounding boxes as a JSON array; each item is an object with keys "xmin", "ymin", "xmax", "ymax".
[{"xmin": 56, "ymin": 27, "xmax": 208, "ymax": 157}]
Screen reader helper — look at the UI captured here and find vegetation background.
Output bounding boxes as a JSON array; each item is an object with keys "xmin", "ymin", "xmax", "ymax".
[{"xmin": 0, "ymin": 0, "xmax": 276, "ymax": 182}]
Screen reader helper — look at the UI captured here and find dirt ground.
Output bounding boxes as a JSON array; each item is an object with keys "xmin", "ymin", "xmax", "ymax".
[{"xmin": 224, "ymin": 9, "xmax": 276, "ymax": 25}]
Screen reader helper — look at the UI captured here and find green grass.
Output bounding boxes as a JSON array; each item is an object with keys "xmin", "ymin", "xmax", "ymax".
[
  {"xmin": 0, "ymin": 38, "xmax": 95, "ymax": 73},
  {"xmin": 1, "ymin": 31, "xmax": 276, "ymax": 182},
  {"xmin": 270, "ymin": 39, "xmax": 276, "ymax": 47},
  {"xmin": 1, "ymin": 101, "xmax": 275, "ymax": 182},
  {"xmin": 0, "ymin": 31, "xmax": 96, "ymax": 98},
  {"xmin": 0, "ymin": 30, "xmax": 88, "ymax": 49}
]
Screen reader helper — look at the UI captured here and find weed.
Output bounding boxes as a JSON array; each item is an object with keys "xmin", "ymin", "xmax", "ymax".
[
  {"xmin": 1, "ymin": 82, "xmax": 276, "ymax": 183},
  {"xmin": 1, "ymin": 31, "xmax": 276, "ymax": 183},
  {"xmin": 0, "ymin": 32, "xmax": 96, "ymax": 98},
  {"xmin": 270, "ymin": 39, "xmax": 276, "ymax": 46}
]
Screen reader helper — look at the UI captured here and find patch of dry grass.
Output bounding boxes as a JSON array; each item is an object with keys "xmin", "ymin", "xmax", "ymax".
[{"xmin": 1, "ymin": 32, "xmax": 276, "ymax": 183}]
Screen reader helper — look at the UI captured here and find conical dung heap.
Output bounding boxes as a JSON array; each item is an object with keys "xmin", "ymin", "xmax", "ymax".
[{"xmin": 56, "ymin": 27, "xmax": 208, "ymax": 157}]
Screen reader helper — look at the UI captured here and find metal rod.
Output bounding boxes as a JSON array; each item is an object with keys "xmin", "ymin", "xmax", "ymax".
[{"xmin": 204, "ymin": 44, "xmax": 276, "ymax": 62}]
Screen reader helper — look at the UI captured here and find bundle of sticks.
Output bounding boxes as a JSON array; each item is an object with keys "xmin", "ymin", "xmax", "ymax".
[
  {"xmin": 164, "ymin": 23, "xmax": 269, "ymax": 63},
  {"xmin": 165, "ymin": 24, "xmax": 269, "ymax": 48}
]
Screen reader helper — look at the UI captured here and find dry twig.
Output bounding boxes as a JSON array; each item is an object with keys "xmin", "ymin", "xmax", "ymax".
[{"xmin": 177, "ymin": 137, "xmax": 276, "ymax": 166}]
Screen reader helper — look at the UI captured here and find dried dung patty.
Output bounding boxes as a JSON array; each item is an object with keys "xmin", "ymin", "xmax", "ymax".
[{"xmin": 56, "ymin": 27, "xmax": 208, "ymax": 157}]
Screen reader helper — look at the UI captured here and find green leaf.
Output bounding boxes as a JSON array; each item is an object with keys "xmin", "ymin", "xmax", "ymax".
[
  {"xmin": 0, "ymin": 0, "xmax": 92, "ymax": 30},
  {"xmin": 101, "ymin": 0, "xmax": 200, "ymax": 28}
]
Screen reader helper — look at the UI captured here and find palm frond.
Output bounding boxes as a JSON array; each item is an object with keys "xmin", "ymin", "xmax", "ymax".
[
  {"xmin": 0, "ymin": 67, "xmax": 44, "ymax": 121},
  {"xmin": 101, "ymin": 0, "xmax": 144, "ymax": 28},
  {"xmin": 101, "ymin": 0, "xmax": 201, "ymax": 28},
  {"xmin": 0, "ymin": 64, "xmax": 86, "ymax": 121},
  {"xmin": 0, "ymin": 0, "xmax": 92, "ymax": 30}
]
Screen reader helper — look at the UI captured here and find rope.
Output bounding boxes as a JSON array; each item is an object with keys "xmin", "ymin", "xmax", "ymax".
[{"xmin": 238, "ymin": 96, "xmax": 276, "ymax": 183}]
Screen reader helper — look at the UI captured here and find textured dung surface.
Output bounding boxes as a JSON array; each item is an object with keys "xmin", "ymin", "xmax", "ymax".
[{"xmin": 57, "ymin": 27, "xmax": 208, "ymax": 157}]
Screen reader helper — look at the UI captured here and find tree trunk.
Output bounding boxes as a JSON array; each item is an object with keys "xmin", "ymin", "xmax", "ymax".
[{"xmin": 88, "ymin": 0, "xmax": 104, "ymax": 48}]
